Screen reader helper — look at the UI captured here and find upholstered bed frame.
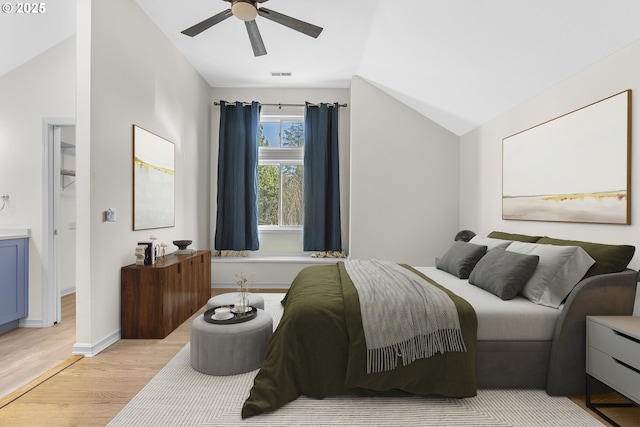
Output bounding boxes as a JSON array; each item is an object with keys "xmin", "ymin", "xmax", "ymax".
[
  {"xmin": 475, "ymin": 268, "xmax": 637, "ymax": 395},
  {"xmin": 242, "ymin": 231, "xmax": 637, "ymax": 417},
  {"xmin": 441, "ymin": 230, "xmax": 638, "ymax": 395}
]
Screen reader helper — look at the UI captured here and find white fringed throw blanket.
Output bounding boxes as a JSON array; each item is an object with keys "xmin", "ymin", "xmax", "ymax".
[{"xmin": 344, "ymin": 259, "xmax": 467, "ymax": 373}]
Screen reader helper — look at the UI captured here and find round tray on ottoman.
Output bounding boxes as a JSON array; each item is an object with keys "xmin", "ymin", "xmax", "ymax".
[
  {"xmin": 190, "ymin": 309, "xmax": 273, "ymax": 376},
  {"xmin": 207, "ymin": 292, "xmax": 265, "ymax": 310},
  {"xmin": 203, "ymin": 306, "xmax": 257, "ymax": 324}
]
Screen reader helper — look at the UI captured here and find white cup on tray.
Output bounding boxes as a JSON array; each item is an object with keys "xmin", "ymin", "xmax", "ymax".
[{"xmin": 213, "ymin": 306, "xmax": 232, "ymax": 320}]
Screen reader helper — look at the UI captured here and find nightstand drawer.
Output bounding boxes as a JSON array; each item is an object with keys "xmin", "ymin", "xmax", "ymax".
[
  {"xmin": 587, "ymin": 346, "xmax": 640, "ymax": 405},
  {"xmin": 588, "ymin": 320, "xmax": 640, "ymax": 370}
]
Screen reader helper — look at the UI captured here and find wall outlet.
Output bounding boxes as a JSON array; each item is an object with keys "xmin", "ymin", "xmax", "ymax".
[{"xmin": 105, "ymin": 208, "xmax": 117, "ymax": 222}]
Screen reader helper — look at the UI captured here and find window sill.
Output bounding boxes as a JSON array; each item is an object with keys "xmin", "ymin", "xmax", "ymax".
[
  {"xmin": 211, "ymin": 253, "xmax": 343, "ymax": 264},
  {"xmin": 258, "ymin": 227, "xmax": 302, "ymax": 234}
]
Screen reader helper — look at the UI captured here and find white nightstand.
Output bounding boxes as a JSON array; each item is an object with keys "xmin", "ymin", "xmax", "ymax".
[{"xmin": 586, "ymin": 316, "xmax": 640, "ymax": 426}]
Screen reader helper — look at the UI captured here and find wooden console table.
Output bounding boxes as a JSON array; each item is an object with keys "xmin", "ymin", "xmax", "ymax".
[{"xmin": 121, "ymin": 250, "xmax": 211, "ymax": 339}]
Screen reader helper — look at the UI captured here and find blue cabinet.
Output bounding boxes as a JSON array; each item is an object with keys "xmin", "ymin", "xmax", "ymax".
[{"xmin": 0, "ymin": 238, "xmax": 28, "ymax": 334}]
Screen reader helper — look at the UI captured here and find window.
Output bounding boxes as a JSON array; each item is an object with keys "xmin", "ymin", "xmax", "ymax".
[{"xmin": 257, "ymin": 108, "xmax": 304, "ymax": 229}]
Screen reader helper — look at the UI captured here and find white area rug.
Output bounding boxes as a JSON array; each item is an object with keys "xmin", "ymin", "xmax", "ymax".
[{"xmin": 108, "ymin": 294, "xmax": 603, "ymax": 426}]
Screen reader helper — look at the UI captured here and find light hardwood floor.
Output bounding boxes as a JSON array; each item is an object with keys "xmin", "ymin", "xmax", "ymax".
[
  {"xmin": 0, "ymin": 293, "xmax": 76, "ymax": 400},
  {"xmin": 0, "ymin": 290, "xmax": 638, "ymax": 426}
]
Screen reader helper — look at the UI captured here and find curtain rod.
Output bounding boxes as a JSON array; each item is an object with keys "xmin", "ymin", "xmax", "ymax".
[{"xmin": 213, "ymin": 101, "xmax": 347, "ymax": 108}]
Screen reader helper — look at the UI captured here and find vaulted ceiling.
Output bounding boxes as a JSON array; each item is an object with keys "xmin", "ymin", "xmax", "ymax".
[{"xmin": 4, "ymin": 0, "xmax": 640, "ymax": 135}]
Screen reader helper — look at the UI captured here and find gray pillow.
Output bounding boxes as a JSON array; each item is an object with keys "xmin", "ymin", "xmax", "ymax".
[
  {"xmin": 469, "ymin": 235, "xmax": 513, "ymax": 251},
  {"xmin": 436, "ymin": 241, "xmax": 487, "ymax": 279},
  {"xmin": 506, "ymin": 241, "xmax": 595, "ymax": 308},
  {"xmin": 468, "ymin": 248, "xmax": 539, "ymax": 300}
]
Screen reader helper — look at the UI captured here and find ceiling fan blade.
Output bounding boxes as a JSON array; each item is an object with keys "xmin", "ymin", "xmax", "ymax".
[
  {"xmin": 257, "ymin": 7, "xmax": 323, "ymax": 38},
  {"xmin": 245, "ymin": 20, "xmax": 267, "ymax": 56},
  {"xmin": 181, "ymin": 9, "xmax": 233, "ymax": 37}
]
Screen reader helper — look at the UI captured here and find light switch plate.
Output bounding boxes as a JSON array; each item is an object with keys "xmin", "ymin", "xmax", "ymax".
[{"xmin": 105, "ymin": 208, "xmax": 117, "ymax": 222}]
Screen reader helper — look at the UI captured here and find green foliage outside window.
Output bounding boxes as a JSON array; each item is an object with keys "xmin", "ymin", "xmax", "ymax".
[{"xmin": 257, "ymin": 122, "xmax": 304, "ymax": 226}]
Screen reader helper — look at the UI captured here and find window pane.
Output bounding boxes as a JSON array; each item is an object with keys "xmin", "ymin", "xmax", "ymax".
[
  {"xmin": 282, "ymin": 122, "xmax": 304, "ymax": 147},
  {"xmin": 259, "ymin": 122, "xmax": 281, "ymax": 148},
  {"xmin": 282, "ymin": 165, "xmax": 304, "ymax": 226},
  {"xmin": 258, "ymin": 165, "xmax": 280, "ymax": 225}
]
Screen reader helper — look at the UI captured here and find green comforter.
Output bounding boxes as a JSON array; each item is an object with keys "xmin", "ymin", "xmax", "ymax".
[{"xmin": 241, "ymin": 262, "xmax": 477, "ymax": 418}]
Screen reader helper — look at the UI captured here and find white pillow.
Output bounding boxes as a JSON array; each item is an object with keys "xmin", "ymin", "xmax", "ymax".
[
  {"xmin": 506, "ymin": 241, "xmax": 595, "ymax": 308},
  {"xmin": 469, "ymin": 236, "xmax": 513, "ymax": 251}
]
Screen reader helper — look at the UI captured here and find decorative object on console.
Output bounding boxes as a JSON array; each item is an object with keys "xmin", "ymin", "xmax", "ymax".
[
  {"xmin": 133, "ymin": 125, "xmax": 175, "ymax": 230},
  {"xmin": 502, "ymin": 90, "xmax": 631, "ymax": 224},
  {"xmin": 173, "ymin": 239, "xmax": 192, "ymax": 250},
  {"xmin": 454, "ymin": 230, "xmax": 476, "ymax": 242},
  {"xmin": 137, "ymin": 241, "xmax": 155, "ymax": 265},
  {"xmin": 173, "ymin": 239, "xmax": 196, "ymax": 254},
  {"xmin": 150, "ymin": 234, "xmax": 159, "ymax": 259},
  {"xmin": 159, "ymin": 242, "xmax": 167, "ymax": 258},
  {"xmin": 176, "ymin": 249, "xmax": 196, "ymax": 254},
  {"xmin": 134, "ymin": 244, "xmax": 147, "ymax": 266}
]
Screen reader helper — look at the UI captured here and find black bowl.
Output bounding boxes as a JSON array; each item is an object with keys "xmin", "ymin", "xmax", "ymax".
[{"xmin": 173, "ymin": 240, "xmax": 192, "ymax": 250}]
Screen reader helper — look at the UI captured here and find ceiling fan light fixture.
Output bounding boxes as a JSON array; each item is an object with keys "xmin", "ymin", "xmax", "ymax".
[{"xmin": 231, "ymin": 1, "xmax": 258, "ymax": 21}]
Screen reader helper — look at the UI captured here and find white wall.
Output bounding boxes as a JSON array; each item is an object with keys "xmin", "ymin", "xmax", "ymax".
[
  {"xmin": 74, "ymin": 0, "xmax": 211, "ymax": 354},
  {"xmin": 349, "ymin": 76, "xmax": 460, "ymax": 266},
  {"xmin": 0, "ymin": 36, "xmax": 76, "ymax": 325},
  {"xmin": 460, "ymin": 39, "xmax": 640, "ymax": 271},
  {"xmin": 460, "ymin": 38, "xmax": 640, "ymax": 311}
]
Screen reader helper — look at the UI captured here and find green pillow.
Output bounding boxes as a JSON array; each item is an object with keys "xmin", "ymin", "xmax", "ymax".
[
  {"xmin": 487, "ymin": 231, "xmax": 542, "ymax": 243},
  {"xmin": 536, "ymin": 237, "xmax": 635, "ymax": 277}
]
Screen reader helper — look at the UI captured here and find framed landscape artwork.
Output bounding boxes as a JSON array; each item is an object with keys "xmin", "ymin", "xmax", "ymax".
[
  {"xmin": 502, "ymin": 90, "xmax": 631, "ymax": 224},
  {"xmin": 133, "ymin": 125, "xmax": 175, "ymax": 230}
]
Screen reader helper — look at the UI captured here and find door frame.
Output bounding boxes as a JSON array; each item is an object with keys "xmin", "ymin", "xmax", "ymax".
[{"xmin": 42, "ymin": 118, "xmax": 75, "ymax": 327}]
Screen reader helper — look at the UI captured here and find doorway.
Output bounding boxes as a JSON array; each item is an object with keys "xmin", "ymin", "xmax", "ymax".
[{"xmin": 43, "ymin": 119, "xmax": 76, "ymax": 326}]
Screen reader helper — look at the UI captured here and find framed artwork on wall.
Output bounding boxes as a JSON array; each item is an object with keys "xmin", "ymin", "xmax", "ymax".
[
  {"xmin": 133, "ymin": 125, "xmax": 175, "ymax": 230},
  {"xmin": 502, "ymin": 90, "xmax": 631, "ymax": 224}
]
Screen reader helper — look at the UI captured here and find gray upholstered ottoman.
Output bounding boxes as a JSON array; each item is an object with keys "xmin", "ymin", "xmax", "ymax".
[
  {"xmin": 190, "ymin": 309, "xmax": 273, "ymax": 375},
  {"xmin": 207, "ymin": 292, "xmax": 265, "ymax": 310}
]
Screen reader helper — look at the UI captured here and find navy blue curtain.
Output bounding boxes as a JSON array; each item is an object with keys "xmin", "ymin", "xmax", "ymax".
[
  {"xmin": 214, "ymin": 101, "xmax": 260, "ymax": 250},
  {"xmin": 303, "ymin": 103, "xmax": 342, "ymax": 251}
]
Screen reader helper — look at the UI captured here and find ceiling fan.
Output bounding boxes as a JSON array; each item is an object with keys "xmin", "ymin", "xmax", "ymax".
[{"xmin": 180, "ymin": 0, "xmax": 323, "ymax": 57}]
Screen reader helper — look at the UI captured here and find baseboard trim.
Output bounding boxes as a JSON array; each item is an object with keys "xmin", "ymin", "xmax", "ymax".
[
  {"xmin": 73, "ymin": 330, "xmax": 120, "ymax": 357},
  {"xmin": 211, "ymin": 255, "xmax": 339, "ymax": 264},
  {"xmin": 18, "ymin": 318, "xmax": 45, "ymax": 328},
  {"xmin": 60, "ymin": 288, "xmax": 76, "ymax": 297}
]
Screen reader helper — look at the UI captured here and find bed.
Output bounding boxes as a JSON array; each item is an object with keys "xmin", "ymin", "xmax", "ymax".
[{"xmin": 241, "ymin": 232, "xmax": 637, "ymax": 418}]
